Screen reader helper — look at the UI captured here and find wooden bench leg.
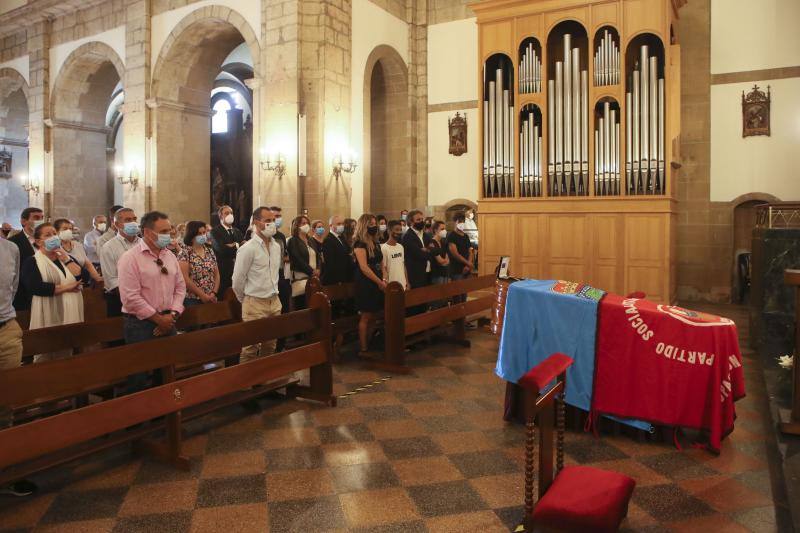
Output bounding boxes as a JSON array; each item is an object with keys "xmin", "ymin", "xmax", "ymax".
[{"xmin": 132, "ymin": 411, "xmax": 190, "ymax": 471}]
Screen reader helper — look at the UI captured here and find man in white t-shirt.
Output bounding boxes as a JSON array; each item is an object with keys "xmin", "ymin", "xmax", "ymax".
[{"xmin": 381, "ymin": 220, "xmax": 410, "ymax": 290}]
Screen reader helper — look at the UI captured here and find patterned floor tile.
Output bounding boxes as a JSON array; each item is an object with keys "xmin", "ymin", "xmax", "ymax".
[
  {"xmin": 448, "ymin": 450, "xmax": 518, "ymax": 478},
  {"xmin": 339, "ymin": 488, "xmax": 419, "ymax": 528},
  {"xmin": 632, "ymin": 483, "xmax": 716, "ymax": 523},
  {"xmin": 38, "ymin": 487, "xmax": 128, "ymax": 525},
  {"xmin": 265, "ymin": 445, "xmax": 325, "ymax": 472},
  {"xmin": 189, "ymin": 503, "xmax": 268, "ymax": 533},
  {"xmin": 329, "ymin": 462, "xmax": 400, "ymax": 493},
  {"xmin": 268, "ymin": 495, "xmax": 347, "ymax": 533},
  {"xmin": 380, "ymin": 436, "xmax": 443, "ymax": 460},
  {"xmin": 390, "ymin": 456, "xmax": 464, "ymax": 486},
  {"xmin": 265, "ymin": 468, "xmax": 335, "ymax": 501},
  {"xmin": 112, "ymin": 511, "xmax": 193, "ymax": 533},
  {"xmin": 118, "ymin": 480, "xmax": 198, "ymax": 516},
  {"xmin": 200, "ymin": 449, "xmax": 266, "ymax": 479},
  {"xmin": 321, "ymin": 441, "xmax": 388, "ymax": 467},
  {"xmin": 469, "ymin": 473, "xmax": 524, "ymax": 508},
  {"xmin": 406, "ymin": 480, "xmax": 489, "ymax": 517},
  {"xmin": 426, "ymin": 510, "xmax": 509, "ymax": 532},
  {"xmin": 317, "ymin": 423, "xmax": 375, "ymax": 444},
  {"xmin": 679, "ymin": 474, "xmax": 773, "ymax": 513},
  {"xmin": 195, "ymin": 474, "xmax": 266, "ymax": 508},
  {"xmin": 639, "ymin": 452, "xmax": 718, "ymax": 481}
]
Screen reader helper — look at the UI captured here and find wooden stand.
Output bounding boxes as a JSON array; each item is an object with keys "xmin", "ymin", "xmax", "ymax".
[
  {"xmin": 781, "ymin": 269, "xmax": 800, "ymax": 435},
  {"xmin": 471, "ymin": 0, "xmax": 684, "ymax": 303}
]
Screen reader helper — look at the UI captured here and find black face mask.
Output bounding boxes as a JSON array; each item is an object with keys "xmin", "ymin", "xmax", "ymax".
[
  {"xmin": 367, "ymin": 226, "xmax": 378, "ymax": 235},
  {"xmin": 413, "ymin": 222, "xmax": 425, "ymax": 231},
  {"xmin": 391, "ymin": 232, "xmax": 402, "ymax": 241}
]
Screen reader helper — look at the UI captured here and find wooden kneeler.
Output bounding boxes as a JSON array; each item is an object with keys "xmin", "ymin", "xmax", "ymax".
[{"xmin": 518, "ymin": 353, "xmax": 636, "ymax": 532}]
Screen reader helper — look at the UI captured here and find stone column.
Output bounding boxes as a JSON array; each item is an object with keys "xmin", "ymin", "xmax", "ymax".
[
  {"xmin": 299, "ymin": 0, "xmax": 352, "ymax": 223},
  {"xmin": 27, "ymin": 20, "xmax": 50, "ymax": 216},
  {"xmin": 260, "ymin": 0, "xmax": 302, "ymax": 222},
  {"xmin": 122, "ymin": 0, "xmax": 151, "ymax": 216},
  {"xmin": 407, "ymin": 0, "xmax": 428, "ymax": 211}
]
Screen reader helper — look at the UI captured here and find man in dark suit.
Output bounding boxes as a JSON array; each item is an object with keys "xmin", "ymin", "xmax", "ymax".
[
  {"xmin": 10, "ymin": 207, "xmax": 44, "ymax": 311},
  {"xmin": 401, "ymin": 209, "xmax": 432, "ymax": 315},
  {"xmin": 321, "ymin": 215, "xmax": 351, "ymax": 285},
  {"xmin": 210, "ymin": 205, "xmax": 244, "ymax": 299}
]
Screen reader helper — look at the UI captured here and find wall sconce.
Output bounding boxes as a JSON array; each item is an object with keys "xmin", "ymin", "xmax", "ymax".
[
  {"xmin": 260, "ymin": 151, "xmax": 286, "ymax": 180},
  {"xmin": 21, "ymin": 174, "xmax": 40, "ymax": 194},
  {"xmin": 116, "ymin": 165, "xmax": 139, "ymax": 190},
  {"xmin": 332, "ymin": 151, "xmax": 358, "ymax": 181}
]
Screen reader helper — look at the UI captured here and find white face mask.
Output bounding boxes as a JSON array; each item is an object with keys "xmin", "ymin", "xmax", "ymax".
[
  {"xmin": 467, "ymin": 212, "xmax": 474, "ymax": 220},
  {"xmin": 96, "ymin": 223, "xmax": 107, "ymax": 232},
  {"xmin": 300, "ymin": 224, "xmax": 311, "ymax": 235},
  {"xmin": 438, "ymin": 229, "xmax": 447, "ymax": 239},
  {"xmin": 379, "ymin": 224, "xmax": 387, "ymax": 233},
  {"xmin": 58, "ymin": 229, "xmax": 74, "ymax": 242},
  {"xmin": 224, "ymin": 213, "xmax": 235, "ymax": 226},
  {"xmin": 333, "ymin": 225, "xmax": 345, "ymax": 235},
  {"xmin": 456, "ymin": 223, "xmax": 465, "ymax": 231},
  {"xmin": 261, "ymin": 222, "xmax": 277, "ymax": 238}
]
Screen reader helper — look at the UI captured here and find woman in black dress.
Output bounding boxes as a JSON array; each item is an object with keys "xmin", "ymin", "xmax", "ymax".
[{"xmin": 352, "ymin": 213, "xmax": 386, "ymax": 355}]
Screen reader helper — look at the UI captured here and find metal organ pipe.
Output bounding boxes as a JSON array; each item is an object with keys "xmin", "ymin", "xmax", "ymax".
[
  {"xmin": 594, "ymin": 30, "xmax": 619, "ymax": 87},
  {"xmin": 520, "ymin": 43, "xmax": 541, "ymax": 94},
  {"xmin": 624, "ymin": 44, "xmax": 666, "ymax": 195},
  {"xmin": 481, "ymin": 60, "xmax": 515, "ymax": 197}
]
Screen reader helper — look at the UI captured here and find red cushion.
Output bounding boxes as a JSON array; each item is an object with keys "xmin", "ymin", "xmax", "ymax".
[
  {"xmin": 518, "ymin": 353, "xmax": 574, "ymax": 393},
  {"xmin": 532, "ymin": 465, "xmax": 635, "ymax": 533}
]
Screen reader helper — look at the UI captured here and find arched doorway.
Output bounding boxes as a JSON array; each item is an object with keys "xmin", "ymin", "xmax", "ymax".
[
  {"xmin": 51, "ymin": 42, "xmax": 124, "ymax": 231},
  {"xmin": 731, "ymin": 193, "xmax": 780, "ymax": 303},
  {"xmin": 0, "ymin": 68, "xmax": 30, "ymax": 225},
  {"xmin": 363, "ymin": 46, "xmax": 409, "ymax": 216},
  {"xmin": 151, "ymin": 6, "xmax": 260, "ymax": 226}
]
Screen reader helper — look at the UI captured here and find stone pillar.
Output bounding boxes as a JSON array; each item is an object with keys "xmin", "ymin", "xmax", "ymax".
[
  {"xmin": 407, "ymin": 0, "xmax": 428, "ymax": 211},
  {"xmin": 27, "ymin": 20, "xmax": 50, "ymax": 216},
  {"xmin": 123, "ymin": 0, "xmax": 151, "ymax": 216},
  {"xmin": 299, "ymin": 0, "xmax": 352, "ymax": 223},
  {"xmin": 260, "ymin": 0, "xmax": 302, "ymax": 222}
]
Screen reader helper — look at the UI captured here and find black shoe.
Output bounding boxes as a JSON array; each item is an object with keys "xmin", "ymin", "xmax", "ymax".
[{"xmin": 0, "ymin": 479, "xmax": 37, "ymax": 497}]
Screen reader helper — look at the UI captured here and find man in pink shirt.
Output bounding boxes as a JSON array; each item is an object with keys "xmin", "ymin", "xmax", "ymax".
[{"xmin": 118, "ymin": 210, "xmax": 186, "ymax": 392}]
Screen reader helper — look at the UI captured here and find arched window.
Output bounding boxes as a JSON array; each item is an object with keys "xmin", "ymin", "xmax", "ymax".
[{"xmin": 212, "ymin": 99, "xmax": 231, "ymax": 134}]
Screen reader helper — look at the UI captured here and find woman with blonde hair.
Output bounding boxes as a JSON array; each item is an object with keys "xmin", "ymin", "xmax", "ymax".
[{"xmin": 352, "ymin": 213, "xmax": 386, "ymax": 355}]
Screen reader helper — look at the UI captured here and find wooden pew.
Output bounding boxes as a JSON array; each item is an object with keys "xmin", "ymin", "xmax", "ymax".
[
  {"xmin": 379, "ymin": 274, "xmax": 497, "ymax": 372},
  {"xmin": 0, "ymin": 292, "xmax": 334, "ymax": 485},
  {"xmin": 16, "ymin": 286, "xmax": 106, "ymax": 331},
  {"xmin": 305, "ymin": 276, "xmax": 359, "ymax": 362}
]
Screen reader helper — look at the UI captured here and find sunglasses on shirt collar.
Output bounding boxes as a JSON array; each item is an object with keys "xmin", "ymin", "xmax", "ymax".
[{"xmin": 154, "ymin": 258, "xmax": 168, "ymax": 275}]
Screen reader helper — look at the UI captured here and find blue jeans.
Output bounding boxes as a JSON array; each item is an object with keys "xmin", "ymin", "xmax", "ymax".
[
  {"xmin": 123, "ymin": 315, "xmax": 176, "ymax": 394},
  {"xmin": 450, "ymin": 272, "xmax": 467, "ymax": 304},
  {"xmin": 430, "ymin": 275, "xmax": 449, "ymax": 309}
]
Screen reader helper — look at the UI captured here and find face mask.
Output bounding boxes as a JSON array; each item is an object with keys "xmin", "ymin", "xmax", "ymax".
[
  {"xmin": 413, "ymin": 222, "xmax": 425, "ymax": 231},
  {"xmin": 314, "ymin": 227, "xmax": 325, "ymax": 237},
  {"xmin": 467, "ymin": 212, "xmax": 474, "ymax": 220},
  {"xmin": 33, "ymin": 219, "xmax": 45, "ymax": 229},
  {"xmin": 195, "ymin": 235, "xmax": 207, "ymax": 246},
  {"xmin": 401, "ymin": 226, "xmax": 408, "ymax": 234},
  {"xmin": 123, "ymin": 222, "xmax": 139, "ymax": 237},
  {"xmin": 58, "ymin": 229, "xmax": 74, "ymax": 242},
  {"xmin": 275, "ymin": 217, "xmax": 283, "ymax": 229},
  {"xmin": 224, "ymin": 214, "xmax": 235, "ymax": 226},
  {"xmin": 300, "ymin": 224, "xmax": 311, "ymax": 235},
  {"xmin": 379, "ymin": 224, "xmax": 387, "ymax": 233},
  {"xmin": 391, "ymin": 232, "xmax": 402, "ymax": 241},
  {"xmin": 43, "ymin": 236, "xmax": 61, "ymax": 252},
  {"xmin": 155, "ymin": 233, "xmax": 172, "ymax": 249},
  {"xmin": 456, "ymin": 223, "xmax": 465, "ymax": 232},
  {"xmin": 261, "ymin": 222, "xmax": 277, "ymax": 238},
  {"xmin": 367, "ymin": 226, "xmax": 378, "ymax": 236},
  {"xmin": 400, "ymin": 214, "xmax": 407, "ymax": 221},
  {"xmin": 96, "ymin": 223, "xmax": 107, "ymax": 232},
  {"xmin": 333, "ymin": 225, "xmax": 345, "ymax": 235},
  {"xmin": 438, "ymin": 230, "xmax": 447, "ymax": 239}
]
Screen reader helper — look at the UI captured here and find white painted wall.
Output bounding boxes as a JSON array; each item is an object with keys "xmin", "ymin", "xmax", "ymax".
[
  {"xmin": 711, "ymin": 0, "xmax": 800, "ymax": 74},
  {"xmin": 150, "ymin": 0, "xmax": 261, "ymax": 70},
  {"xmin": 349, "ymin": 0, "xmax": 409, "ymax": 217},
  {"xmin": 427, "ymin": 109, "xmax": 479, "ymax": 206},
  {"xmin": 427, "ymin": 18, "xmax": 478, "ymax": 105},
  {"xmin": 710, "ymin": 78, "xmax": 800, "ymax": 202},
  {"xmin": 0, "ymin": 55, "xmax": 29, "ymax": 85},
  {"xmin": 49, "ymin": 26, "xmax": 126, "ymax": 90}
]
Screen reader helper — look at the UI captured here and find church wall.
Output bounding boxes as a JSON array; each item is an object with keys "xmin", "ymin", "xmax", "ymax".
[
  {"xmin": 350, "ymin": 0, "xmax": 409, "ymax": 217},
  {"xmin": 0, "ymin": 0, "xmax": 25, "ymax": 17},
  {"xmin": 48, "ymin": 26, "xmax": 126, "ymax": 91},
  {"xmin": 426, "ymin": 17, "xmax": 478, "ymax": 209},
  {"xmin": 0, "ymin": 56, "xmax": 29, "ymax": 84}
]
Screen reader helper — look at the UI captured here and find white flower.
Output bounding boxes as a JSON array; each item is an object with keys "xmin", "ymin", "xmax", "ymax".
[{"xmin": 778, "ymin": 355, "xmax": 794, "ymax": 370}]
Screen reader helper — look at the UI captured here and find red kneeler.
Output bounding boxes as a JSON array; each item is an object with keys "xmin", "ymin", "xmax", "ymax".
[{"xmin": 518, "ymin": 353, "xmax": 635, "ymax": 532}]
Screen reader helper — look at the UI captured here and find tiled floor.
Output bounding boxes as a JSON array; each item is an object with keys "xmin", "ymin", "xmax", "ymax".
[{"xmin": 0, "ymin": 304, "xmax": 792, "ymax": 532}]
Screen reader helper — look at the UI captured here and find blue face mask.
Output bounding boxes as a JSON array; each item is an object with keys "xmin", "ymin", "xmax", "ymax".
[
  {"xmin": 155, "ymin": 233, "xmax": 172, "ymax": 249},
  {"xmin": 123, "ymin": 222, "xmax": 139, "ymax": 236},
  {"xmin": 44, "ymin": 236, "xmax": 61, "ymax": 252},
  {"xmin": 275, "ymin": 217, "xmax": 283, "ymax": 229},
  {"xmin": 195, "ymin": 234, "xmax": 207, "ymax": 246},
  {"xmin": 315, "ymin": 227, "xmax": 325, "ymax": 237}
]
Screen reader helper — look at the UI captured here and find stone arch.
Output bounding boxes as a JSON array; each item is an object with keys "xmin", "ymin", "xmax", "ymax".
[
  {"xmin": 50, "ymin": 41, "xmax": 125, "ymax": 231},
  {"xmin": 150, "ymin": 5, "xmax": 261, "ymax": 224},
  {"xmin": 363, "ymin": 45, "xmax": 410, "ymax": 215},
  {"xmin": 0, "ymin": 67, "xmax": 31, "ymax": 224},
  {"xmin": 729, "ymin": 192, "xmax": 781, "ymax": 303}
]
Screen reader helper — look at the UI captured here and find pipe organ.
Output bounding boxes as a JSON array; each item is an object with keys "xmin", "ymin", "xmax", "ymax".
[
  {"xmin": 472, "ymin": 0, "xmax": 684, "ymax": 303},
  {"xmin": 482, "ymin": 56, "xmax": 516, "ymax": 198}
]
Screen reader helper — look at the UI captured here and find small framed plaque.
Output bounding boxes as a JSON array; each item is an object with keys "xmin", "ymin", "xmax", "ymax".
[{"xmin": 497, "ymin": 256, "xmax": 511, "ymax": 279}]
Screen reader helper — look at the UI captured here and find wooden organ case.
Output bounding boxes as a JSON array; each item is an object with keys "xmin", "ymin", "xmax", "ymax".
[{"xmin": 471, "ymin": 0, "xmax": 685, "ymax": 303}]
